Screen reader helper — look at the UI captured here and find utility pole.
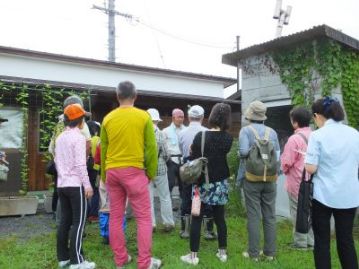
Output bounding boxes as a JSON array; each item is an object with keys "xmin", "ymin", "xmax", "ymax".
[
  {"xmin": 108, "ymin": 0, "xmax": 116, "ymax": 62},
  {"xmin": 273, "ymin": 0, "xmax": 292, "ymax": 38},
  {"xmin": 93, "ymin": 0, "xmax": 116, "ymax": 62}
]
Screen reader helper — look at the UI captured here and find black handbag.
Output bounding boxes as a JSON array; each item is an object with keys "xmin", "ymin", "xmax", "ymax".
[
  {"xmin": 296, "ymin": 170, "xmax": 313, "ymax": 233},
  {"xmin": 46, "ymin": 160, "xmax": 57, "ymax": 176}
]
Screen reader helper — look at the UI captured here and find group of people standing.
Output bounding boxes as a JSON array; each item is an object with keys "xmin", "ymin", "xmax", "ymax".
[{"xmin": 51, "ymin": 79, "xmax": 358, "ymax": 269}]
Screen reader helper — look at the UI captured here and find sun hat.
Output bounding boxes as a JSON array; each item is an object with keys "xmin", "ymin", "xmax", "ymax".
[
  {"xmin": 64, "ymin": 103, "xmax": 91, "ymax": 121},
  {"xmin": 244, "ymin": 100, "xmax": 267, "ymax": 121},
  {"xmin": 147, "ymin": 108, "xmax": 162, "ymax": 121},
  {"xmin": 188, "ymin": 105, "xmax": 204, "ymax": 118}
]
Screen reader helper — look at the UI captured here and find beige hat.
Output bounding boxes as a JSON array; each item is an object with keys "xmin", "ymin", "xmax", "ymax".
[{"xmin": 244, "ymin": 100, "xmax": 267, "ymax": 121}]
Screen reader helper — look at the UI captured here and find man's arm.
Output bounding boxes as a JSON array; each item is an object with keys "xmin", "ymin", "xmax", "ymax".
[
  {"xmin": 144, "ymin": 118, "xmax": 158, "ymax": 180},
  {"xmin": 100, "ymin": 125, "xmax": 108, "ymax": 181},
  {"xmin": 239, "ymin": 128, "xmax": 250, "ymax": 157}
]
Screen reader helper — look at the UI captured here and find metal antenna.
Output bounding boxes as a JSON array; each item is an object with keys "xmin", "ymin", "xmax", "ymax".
[{"xmin": 273, "ymin": 0, "xmax": 292, "ymax": 38}]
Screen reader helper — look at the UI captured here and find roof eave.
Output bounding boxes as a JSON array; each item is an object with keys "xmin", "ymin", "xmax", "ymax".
[
  {"xmin": 222, "ymin": 24, "xmax": 359, "ymax": 66},
  {"xmin": 0, "ymin": 45, "xmax": 236, "ymax": 88}
]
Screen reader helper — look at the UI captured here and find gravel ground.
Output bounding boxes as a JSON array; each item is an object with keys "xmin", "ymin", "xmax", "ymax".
[
  {"xmin": 0, "ymin": 204, "xmax": 55, "ymax": 241},
  {"xmin": 0, "ymin": 196, "xmax": 181, "ymax": 241}
]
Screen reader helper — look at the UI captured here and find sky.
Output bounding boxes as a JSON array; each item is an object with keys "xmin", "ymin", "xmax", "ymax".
[{"xmin": 0, "ymin": 0, "xmax": 358, "ymax": 81}]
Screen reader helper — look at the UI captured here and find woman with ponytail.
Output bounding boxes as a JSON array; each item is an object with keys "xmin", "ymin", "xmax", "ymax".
[{"xmin": 305, "ymin": 97, "xmax": 359, "ymax": 269}]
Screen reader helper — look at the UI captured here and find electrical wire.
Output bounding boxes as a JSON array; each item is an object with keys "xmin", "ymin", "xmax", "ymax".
[
  {"xmin": 113, "ymin": 11, "xmax": 234, "ymax": 50},
  {"xmin": 137, "ymin": 20, "xmax": 234, "ymax": 49},
  {"xmin": 143, "ymin": 0, "xmax": 166, "ymax": 68}
]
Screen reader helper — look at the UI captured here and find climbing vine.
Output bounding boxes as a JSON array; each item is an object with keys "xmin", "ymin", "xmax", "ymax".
[
  {"xmin": 15, "ymin": 85, "xmax": 29, "ymax": 195},
  {"xmin": 272, "ymin": 39, "xmax": 359, "ymax": 129},
  {"xmin": 0, "ymin": 81, "xmax": 90, "ymax": 194},
  {"xmin": 339, "ymin": 50, "xmax": 359, "ymax": 129},
  {"xmin": 38, "ymin": 85, "xmax": 90, "ymax": 152}
]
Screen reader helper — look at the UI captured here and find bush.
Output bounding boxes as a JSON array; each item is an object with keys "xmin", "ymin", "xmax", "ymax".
[{"xmin": 226, "ymin": 139, "xmax": 246, "ymax": 217}]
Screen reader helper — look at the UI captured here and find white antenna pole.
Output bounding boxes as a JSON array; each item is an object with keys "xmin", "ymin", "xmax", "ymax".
[{"xmin": 273, "ymin": 0, "xmax": 292, "ymax": 38}]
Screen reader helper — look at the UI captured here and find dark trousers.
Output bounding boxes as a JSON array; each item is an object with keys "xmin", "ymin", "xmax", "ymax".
[
  {"xmin": 181, "ymin": 184, "xmax": 193, "ymax": 216},
  {"xmin": 87, "ymin": 169, "xmax": 99, "ymax": 217},
  {"xmin": 52, "ymin": 172, "xmax": 58, "ymax": 212},
  {"xmin": 312, "ymin": 199, "xmax": 358, "ymax": 269},
  {"xmin": 181, "ymin": 184, "xmax": 213, "ymax": 218},
  {"xmin": 57, "ymin": 187, "xmax": 87, "ymax": 265},
  {"xmin": 190, "ymin": 204, "xmax": 227, "ymax": 252},
  {"xmin": 167, "ymin": 160, "xmax": 180, "ymax": 193}
]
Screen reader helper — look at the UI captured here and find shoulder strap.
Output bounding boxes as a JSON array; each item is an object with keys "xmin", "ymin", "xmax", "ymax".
[
  {"xmin": 201, "ymin": 131, "xmax": 206, "ymax": 157},
  {"xmin": 248, "ymin": 125, "xmax": 261, "ymax": 140},
  {"xmin": 264, "ymin": 127, "xmax": 271, "ymax": 141},
  {"xmin": 296, "ymin": 132, "xmax": 308, "ymax": 145}
]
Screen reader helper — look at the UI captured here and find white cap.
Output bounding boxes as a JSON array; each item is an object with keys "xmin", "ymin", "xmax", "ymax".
[
  {"xmin": 147, "ymin": 108, "xmax": 162, "ymax": 121},
  {"xmin": 188, "ymin": 105, "xmax": 204, "ymax": 118}
]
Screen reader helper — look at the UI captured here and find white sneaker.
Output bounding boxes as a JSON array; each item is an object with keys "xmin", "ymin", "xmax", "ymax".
[
  {"xmin": 81, "ymin": 261, "xmax": 96, "ymax": 269},
  {"xmin": 116, "ymin": 255, "xmax": 132, "ymax": 269},
  {"xmin": 242, "ymin": 251, "xmax": 259, "ymax": 262},
  {"xmin": 58, "ymin": 260, "xmax": 70, "ymax": 268},
  {"xmin": 216, "ymin": 251, "xmax": 227, "ymax": 263},
  {"xmin": 180, "ymin": 253, "xmax": 199, "ymax": 266},
  {"xmin": 69, "ymin": 260, "xmax": 96, "ymax": 269},
  {"xmin": 147, "ymin": 257, "xmax": 162, "ymax": 269}
]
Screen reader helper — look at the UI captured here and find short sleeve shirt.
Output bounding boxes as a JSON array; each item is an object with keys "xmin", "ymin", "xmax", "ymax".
[{"xmin": 305, "ymin": 119, "xmax": 359, "ymax": 208}]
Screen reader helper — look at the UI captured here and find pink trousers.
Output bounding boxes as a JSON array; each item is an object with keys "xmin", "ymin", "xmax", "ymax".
[{"xmin": 106, "ymin": 167, "xmax": 152, "ymax": 269}]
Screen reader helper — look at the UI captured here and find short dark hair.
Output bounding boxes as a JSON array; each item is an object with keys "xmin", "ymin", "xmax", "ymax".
[
  {"xmin": 290, "ymin": 106, "xmax": 311, "ymax": 127},
  {"xmin": 87, "ymin": 120, "xmax": 100, "ymax": 136},
  {"xmin": 312, "ymin": 97, "xmax": 344, "ymax": 122},
  {"xmin": 116, "ymin": 81, "xmax": 137, "ymax": 100},
  {"xmin": 64, "ymin": 115, "xmax": 84, "ymax": 128},
  {"xmin": 208, "ymin": 103, "xmax": 232, "ymax": 131}
]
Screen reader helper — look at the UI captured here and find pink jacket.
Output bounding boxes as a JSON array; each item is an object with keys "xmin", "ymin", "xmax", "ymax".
[
  {"xmin": 55, "ymin": 127, "xmax": 91, "ymax": 189},
  {"xmin": 281, "ymin": 127, "xmax": 311, "ymax": 198}
]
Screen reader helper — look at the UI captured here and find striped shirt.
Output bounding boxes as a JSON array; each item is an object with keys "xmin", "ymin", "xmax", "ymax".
[{"xmin": 155, "ymin": 126, "xmax": 169, "ymax": 176}]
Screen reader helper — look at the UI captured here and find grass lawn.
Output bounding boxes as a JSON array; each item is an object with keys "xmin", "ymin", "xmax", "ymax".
[{"xmin": 1, "ymin": 216, "xmax": 358, "ymax": 269}]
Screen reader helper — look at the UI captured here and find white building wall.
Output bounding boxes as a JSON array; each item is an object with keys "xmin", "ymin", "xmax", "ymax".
[
  {"xmin": 0, "ymin": 54, "xmax": 225, "ymax": 98},
  {"xmin": 241, "ymin": 56, "xmax": 290, "ymax": 113}
]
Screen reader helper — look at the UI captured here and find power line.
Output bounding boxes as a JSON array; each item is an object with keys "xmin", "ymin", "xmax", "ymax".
[
  {"xmin": 136, "ymin": 20, "xmax": 234, "ymax": 49},
  {"xmin": 103, "ymin": 8, "xmax": 234, "ymax": 50}
]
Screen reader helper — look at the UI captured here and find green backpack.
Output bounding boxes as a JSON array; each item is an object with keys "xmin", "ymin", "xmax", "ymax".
[{"xmin": 245, "ymin": 125, "xmax": 278, "ymax": 182}]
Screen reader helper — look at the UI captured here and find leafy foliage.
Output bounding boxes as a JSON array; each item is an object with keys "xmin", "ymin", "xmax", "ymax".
[
  {"xmin": 0, "ymin": 81, "xmax": 90, "ymax": 193},
  {"xmin": 15, "ymin": 85, "xmax": 29, "ymax": 195},
  {"xmin": 272, "ymin": 39, "xmax": 359, "ymax": 129}
]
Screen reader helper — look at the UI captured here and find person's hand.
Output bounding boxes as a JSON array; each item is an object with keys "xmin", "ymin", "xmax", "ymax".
[{"xmin": 85, "ymin": 187, "xmax": 93, "ymax": 199}]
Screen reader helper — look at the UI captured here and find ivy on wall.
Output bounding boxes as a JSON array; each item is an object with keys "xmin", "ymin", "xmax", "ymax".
[
  {"xmin": 0, "ymin": 82, "xmax": 90, "ymax": 195},
  {"xmin": 272, "ymin": 39, "xmax": 359, "ymax": 129},
  {"xmin": 15, "ymin": 85, "xmax": 29, "ymax": 195},
  {"xmin": 38, "ymin": 85, "xmax": 90, "ymax": 152}
]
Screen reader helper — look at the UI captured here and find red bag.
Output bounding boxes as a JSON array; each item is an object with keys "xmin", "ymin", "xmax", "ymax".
[{"xmin": 94, "ymin": 144, "xmax": 101, "ymax": 165}]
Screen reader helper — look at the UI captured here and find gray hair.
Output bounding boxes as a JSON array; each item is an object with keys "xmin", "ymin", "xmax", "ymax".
[
  {"xmin": 116, "ymin": 81, "xmax": 137, "ymax": 100},
  {"xmin": 63, "ymin": 95, "xmax": 83, "ymax": 108}
]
